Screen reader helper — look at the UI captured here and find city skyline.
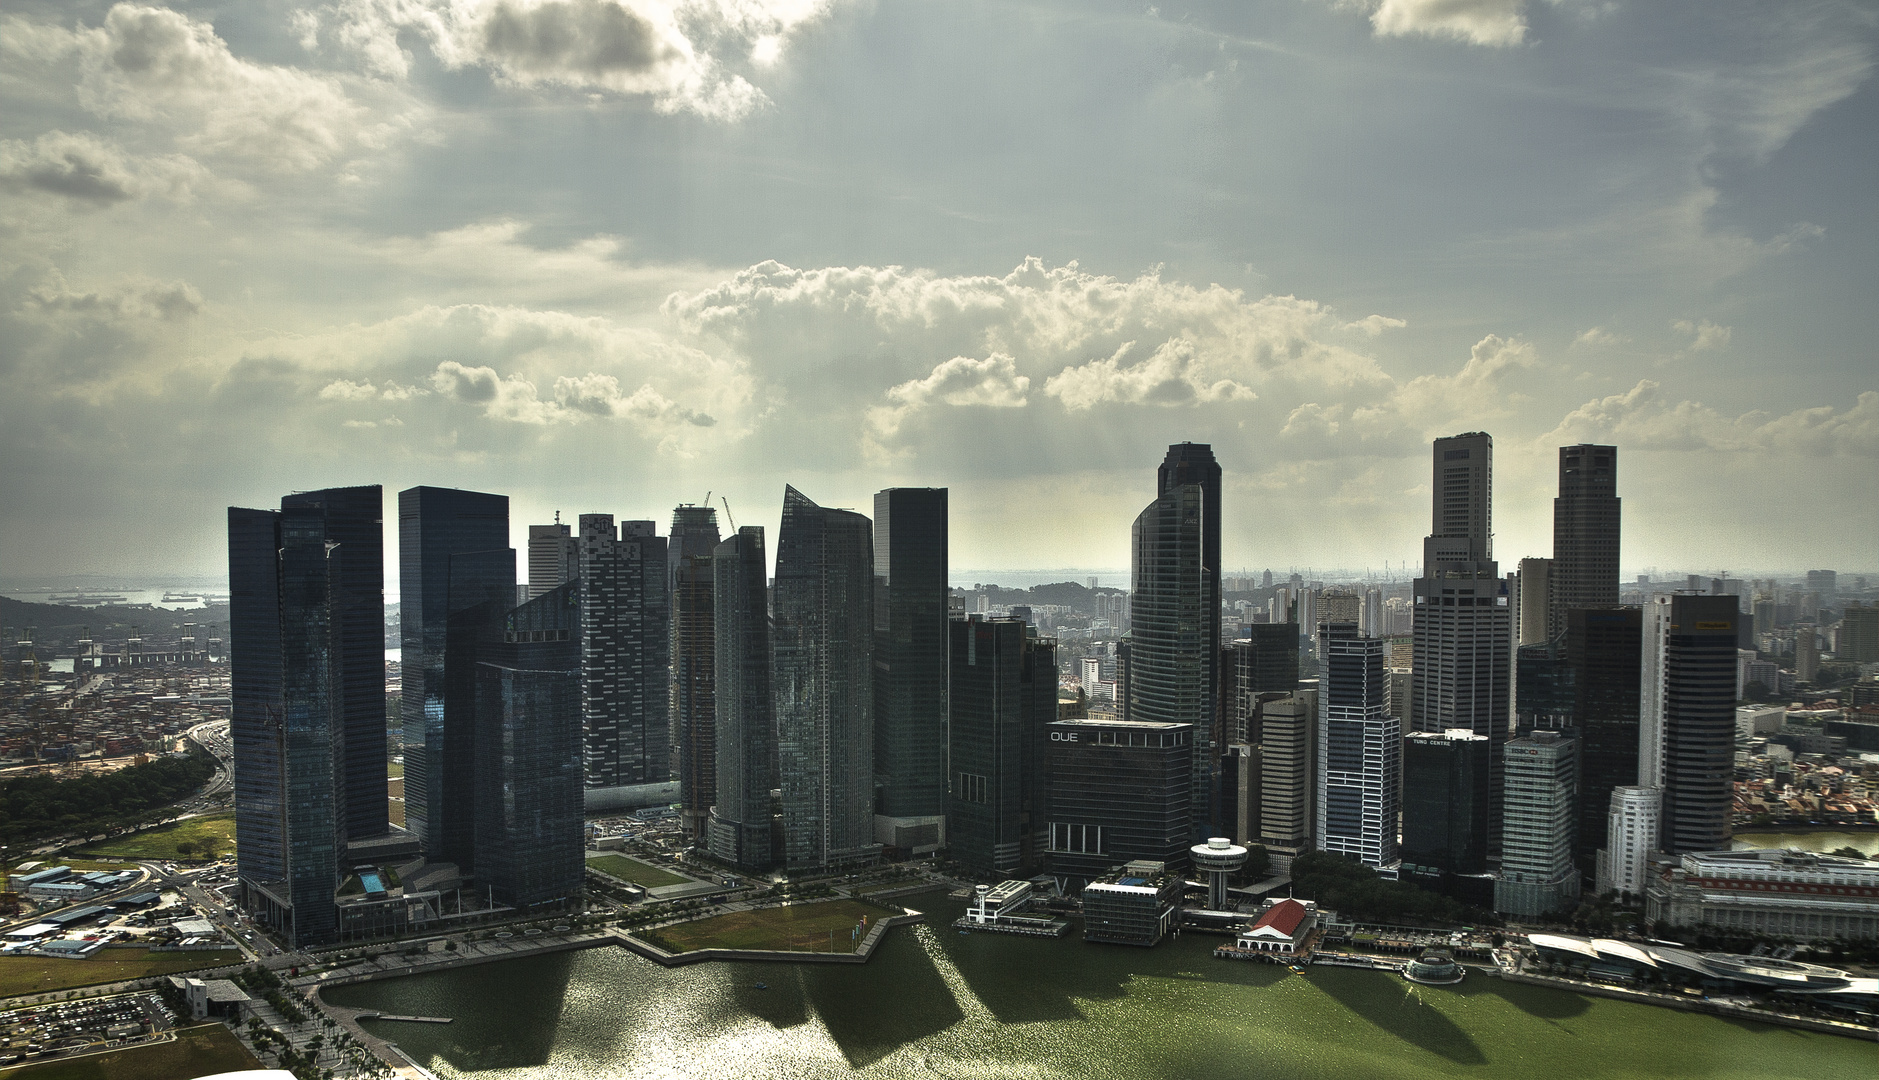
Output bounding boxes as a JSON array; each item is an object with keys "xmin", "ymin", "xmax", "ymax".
[{"xmin": 3, "ymin": 2, "xmax": 1876, "ymax": 584}]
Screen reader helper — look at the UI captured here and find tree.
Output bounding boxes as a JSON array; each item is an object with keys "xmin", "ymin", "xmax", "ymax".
[
  {"xmin": 1829, "ymin": 847, "xmax": 1867, "ymax": 859},
  {"xmin": 176, "ymin": 841, "xmax": 198, "ymax": 857}
]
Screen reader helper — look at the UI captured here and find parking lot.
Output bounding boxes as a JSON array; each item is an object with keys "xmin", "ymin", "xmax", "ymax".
[{"xmin": 0, "ymin": 991, "xmax": 170, "ymax": 1066}]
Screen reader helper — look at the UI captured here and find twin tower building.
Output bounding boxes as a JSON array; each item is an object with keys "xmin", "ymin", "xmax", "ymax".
[{"xmin": 227, "ymin": 482, "xmax": 955, "ymax": 946}]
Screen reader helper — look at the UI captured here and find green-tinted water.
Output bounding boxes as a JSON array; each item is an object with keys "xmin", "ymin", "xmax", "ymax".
[{"xmin": 327, "ymin": 892, "xmax": 1875, "ymax": 1079}]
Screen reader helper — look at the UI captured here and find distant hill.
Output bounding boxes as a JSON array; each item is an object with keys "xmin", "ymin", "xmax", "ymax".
[{"xmin": 0, "ymin": 595, "xmax": 104, "ymax": 633}]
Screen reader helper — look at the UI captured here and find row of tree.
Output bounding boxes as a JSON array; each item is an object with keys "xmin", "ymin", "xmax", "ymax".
[
  {"xmin": 1287, "ymin": 850, "xmax": 1488, "ymax": 927},
  {"xmin": 0, "ymin": 751, "xmax": 216, "ymax": 845}
]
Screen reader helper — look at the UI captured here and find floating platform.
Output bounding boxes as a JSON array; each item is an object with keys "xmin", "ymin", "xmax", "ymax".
[{"xmin": 950, "ymin": 916, "xmax": 1070, "ymax": 938}]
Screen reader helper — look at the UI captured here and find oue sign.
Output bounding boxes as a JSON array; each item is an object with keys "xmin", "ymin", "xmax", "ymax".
[{"xmin": 1050, "ymin": 732, "xmax": 1079, "ymax": 742}]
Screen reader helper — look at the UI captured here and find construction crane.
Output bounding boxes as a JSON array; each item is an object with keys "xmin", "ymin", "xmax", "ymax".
[{"xmin": 720, "ymin": 496, "xmax": 738, "ymax": 531}]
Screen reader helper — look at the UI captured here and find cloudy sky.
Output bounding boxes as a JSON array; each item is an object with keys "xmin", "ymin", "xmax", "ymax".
[{"xmin": 3, "ymin": 0, "xmax": 1874, "ymax": 591}]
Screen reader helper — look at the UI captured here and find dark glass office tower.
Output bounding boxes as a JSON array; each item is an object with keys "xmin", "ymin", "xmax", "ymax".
[
  {"xmin": 1660, "ymin": 595, "xmax": 1738, "ymax": 854},
  {"xmin": 578, "ymin": 516, "xmax": 669, "ymax": 790},
  {"xmin": 1317, "ymin": 622, "xmax": 1400, "ymax": 868},
  {"xmin": 1515, "ymin": 639, "xmax": 1574, "ymax": 734},
  {"xmin": 1227, "ymin": 625, "xmax": 1300, "ymax": 741},
  {"xmin": 473, "ymin": 582, "xmax": 584, "ymax": 910},
  {"xmin": 947, "ymin": 616, "xmax": 1054, "ymax": 876},
  {"xmin": 1400, "ymin": 729, "xmax": 1491, "ymax": 875},
  {"xmin": 229, "ymin": 485, "xmax": 384, "ymax": 948},
  {"xmin": 774, "ymin": 486, "xmax": 879, "ymax": 870},
  {"xmin": 1129, "ymin": 481, "xmax": 1208, "ymax": 842},
  {"xmin": 399, "ymin": 486, "xmax": 510, "ymax": 864},
  {"xmin": 1044, "ymin": 717, "xmax": 1192, "ymax": 888},
  {"xmin": 1412, "ymin": 432, "xmax": 1511, "ymax": 861},
  {"xmin": 872, "ymin": 488, "xmax": 949, "ymax": 856},
  {"xmin": 1157, "ymin": 444, "xmax": 1222, "ymax": 836},
  {"xmin": 1549, "ymin": 445, "xmax": 1620, "ymax": 642},
  {"xmin": 708, "ymin": 527, "xmax": 776, "ymax": 871},
  {"xmin": 442, "ymin": 548, "xmax": 515, "ymax": 870},
  {"xmin": 1567, "ymin": 606, "xmax": 1640, "ymax": 874},
  {"xmin": 670, "ymin": 505, "xmax": 721, "ymax": 841}
]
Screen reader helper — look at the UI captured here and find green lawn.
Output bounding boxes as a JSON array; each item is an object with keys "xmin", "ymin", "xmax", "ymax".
[
  {"xmin": 647, "ymin": 899, "xmax": 885, "ymax": 954},
  {"xmin": 1, "ymin": 1023, "xmax": 257, "ymax": 1080},
  {"xmin": 0, "ymin": 949, "xmax": 245, "ymax": 1000},
  {"xmin": 387, "ymin": 760, "xmax": 404, "ymax": 779},
  {"xmin": 74, "ymin": 814, "xmax": 235, "ymax": 861},
  {"xmin": 587, "ymin": 854, "xmax": 692, "ymax": 889}
]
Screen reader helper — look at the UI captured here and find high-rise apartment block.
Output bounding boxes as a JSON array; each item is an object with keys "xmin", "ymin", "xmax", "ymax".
[
  {"xmin": 1495, "ymin": 730, "xmax": 1581, "ymax": 916},
  {"xmin": 670, "ymin": 505, "xmax": 720, "ymax": 840},
  {"xmin": 1412, "ymin": 432, "xmax": 1512, "ymax": 859},
  {"xmin": 1316, "ymin": 622, "xmax": 1400, "ymax": 868},
  {"xmin": 873, "ymin": 487, "xmax": 950, "ymax": 857},
  {"xmin": 399, "ymin": 486, "xmax": 511, "ymax": 867},
  {"xmin": 774, "ymin": 486, "xmax": 879, "ymax": 870},
  {"xmin": 708, "ymin": 526, "xmax": 776, "ymax": 871},
  {"xmin": 947, "ymin": 616, "xmax": 1054, "ymax": 876},
  {"xmin": 229, "ymin": 486, "xmax": 386, "ymax": 948},
  {"xmin": 578, "ymin": 515, "xmax": 669, "ymax": 792},
  {"xmin": 1549, "ymin": 445, "xmax": 1620, "ymax": 642}
]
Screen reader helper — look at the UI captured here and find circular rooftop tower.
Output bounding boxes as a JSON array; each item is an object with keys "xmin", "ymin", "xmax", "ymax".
[{"xmin": 1190, "ymin": 837, "xmax": 1248, "ymax": 910}]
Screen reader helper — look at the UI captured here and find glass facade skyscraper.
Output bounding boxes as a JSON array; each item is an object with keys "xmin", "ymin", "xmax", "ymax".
[
  {"xmin": 1567, "ymin": 605, "xmax": 1640, "ymax": 875},
  {"xmin": 473, "ymin": 582, "xmax": 585, "ymax": 910},
  {"xmin": 947, "ymin": 615, "xmax": 1054, "ymax": 876},
  {"xmin": 708, "ymin": 526, "xmax": 776, "ymax": 871},
  {"xmin": 578, "ymin": 515, "xmax": 669, "ymax": 790},
  {"xmin": 670, "ymin": 505, "xmax": 721, "ymax": 841},
  {"xmin": 229, "ymin": 485, "xmax": 385, "ymax": 948},
  {"xmin": 1659, "ymin": 594, "xmax": 1738, "ymax": 854},
  {"xmin": 1316, "ymin": 622, "xmax": 1400, "ymax": 868},
  {"xmin": 872, "ymin": 487, "xmax": 949, "ymax": 855},
  {"xmin": 399, "ymin": 485, "xmax": 511, "ymax": 864},
  {"xmin": 774, "ymin": 486, "xmax": 879, "ymax": 870},
  {"xmin": 1550, "ymin": 444, "xmax": 1620, "ymax": 642},
  {"xmin": 1128, "ymin": 480, "xmax": 1208, "ymax": 841},
  {"xmin": 1156, "ymin": 444, "xmax": 1222, "ymax": 836}
]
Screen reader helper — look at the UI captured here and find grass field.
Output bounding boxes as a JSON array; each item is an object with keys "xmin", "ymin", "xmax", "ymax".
[
  {"xmin": 648, "ymin": 900, "xmax": 884, "ymax": 954},
  {"xmin": 1, "ymin": 1023, "xmax": 257, "ymax": 1080},
  {"xmin": 388, "ymin": 760, "xmax": 404, "ymax": 779},
  {"xmin": 74, "ymin": 814, "xmax": 235, "ymax": 861},
  {"xmin": 587, "ymin": 855, "xmax": 692, "ymax": 889},
  {"xmin": 0, "ymin": 948, "xmax": 245, "ymax": 1000}
]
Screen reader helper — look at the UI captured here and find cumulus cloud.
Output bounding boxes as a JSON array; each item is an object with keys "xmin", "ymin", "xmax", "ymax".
[
  {"xmin": 1352, "ymin": 0, "xmax": 1530, "ymax": 48},
  {"xmin": 1342, "ymin": 314, "xmax": 1407, "ymax": 336},
  {"xmin": 3, "ymin": 4, "xmax": 418, "ymax": 172},
  {"xmin": 1044, "ymin": 338, "xmax": 1257, "ymax": 410},
  {"xmin": 0, "ymin": 130, "xmax": 203, "ymax": 205},
  {"xmin": 866, "ymin": 353, "xmax": 1029, "ymax": 445},
  {"xmin": 1673, "ymin": 319, "xmax": 1732, "ymax": 353},
  {"xmin": 552, "ymin": 371, "xmax": 715, "ymax": 425},
  {"xmin": 302, "ymin": 0, "xmax": 839, "ymax": 119},
  {"xmin": 1545, "ymin": 380, "xmax": 1879, "ymax": 456},
  {"xmin": 1572, "ymin": 326, "xmax": 1624, "ymax": 348},
  {"xmin": 26, "ymin": 270, "xmax": 202, "ymax": 320}
]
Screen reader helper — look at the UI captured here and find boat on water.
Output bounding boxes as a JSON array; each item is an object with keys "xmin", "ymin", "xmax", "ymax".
[{"xmin": 754, "ymin": 982, "xmax": 768, "ymax": 990}]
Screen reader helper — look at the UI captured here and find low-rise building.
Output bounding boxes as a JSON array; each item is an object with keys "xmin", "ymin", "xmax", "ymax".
[
  {"xmin": 1646, "ymin": 848, "xmax": 1879, "ymax": 941},
  {"xmin": 1081, "ymin": 861, "xmax": 1182, "ymax": 946},
  {"xmin": 170, "ymin": 976, "xmax": 252, "ymax": 1020},
  {"xmin": 1234, "ymin": 898, "xmax": 1318, "ymax": 955}
]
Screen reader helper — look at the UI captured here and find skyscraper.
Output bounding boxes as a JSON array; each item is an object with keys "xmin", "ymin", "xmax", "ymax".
[
  {"xmin": 873, "ymin": 487, "xmax": 949, "ymax": 856},
  {"xmin": 1568, "ymin": 606, "xmax": 1641, "ymax": 875},
  {"xmin": 1044, "ymin": 717, "xmax": 1193, "ymax": 887},
  {"xmin": 1412, "ymin": 432, "xmax": 1512, "ymax": 860},
  {"xmin": 473, "ymin": 582, "xmax": 584, "ymax": 910},
  {"xmin": 1226, "ymin": 625, "xmax": 1300, "ymax": 741},
  {"xmin": 1495, "ymin": 730, "xmax": 1580, "ymax": 917},
  {"xmin": 669, "ymin": 504, "xmax": 721, "ymax": 841},
  {"xmin": 1248, "ymin": 688, "xmax": 1316, "ymax": 872},
  {"xmin": 1517, "ymin": 557, "xmax": 1551, "ymax": 647},
  {"xmin": 527, "ymin": 519, "xmax": 578, "ymax": 599},
  {"xmin": 1653, "ymin": 595, "xmax": 1738, "ymax": 854},
  {"xmin": 1158, "ymin": 444, "xmax": 1221, "ymax": 836},
  {"xmin": 1400, "ymin": 728, "xmax": 1491, "ymax": 876},
  {"xmin": 1550, "ymin": 444, "xmax": 1620, "ymax": 642},
  {"xmin": 229, "ymin": 485, "xmax": 386, "ymax": 948},
  {"xmin": 399, "ymin": 486, "xmax": 511, "ymax": 865},
  {"xmin": 1129, "ymin": 477, "xmax": 1209, "ymax": 840},
  {"xmin": 708, "ymin": 526, "xmax": 776, "ymax": 871},
  {"xmin": 1316, "ymin": 622, "xmax": 1400, "ymax": 868},
  {"xmin": 774, "ymin": 486, "xmax": 878, "ymax": 870},
  {"xmin": 1595, "ymin": 786, "xmax": 1661, "ymax": 898},
  {"xmin": 947, "ymin": 615, "xmax": 1055, "ymax": 876},
  {"xmin": 578, "ymin": 515, "xmax": 669, "ymax": 791}
]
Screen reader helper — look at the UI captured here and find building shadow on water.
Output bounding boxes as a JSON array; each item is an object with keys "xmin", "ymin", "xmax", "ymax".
[
  {"xmin": 802, "ymin": 939, "xmax": 965, "ymax": 1068},
  {"xmin": 1470, "ymin": 977, "xmax": 1592, "ymax": 1021},
  {"xmin": 361, "ymin": 950, "xmax": 576, "ymax": 1072},
  {"xmin": 1306, "ymin": 969, "xmax": 1487, "ymax": 1065}
]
